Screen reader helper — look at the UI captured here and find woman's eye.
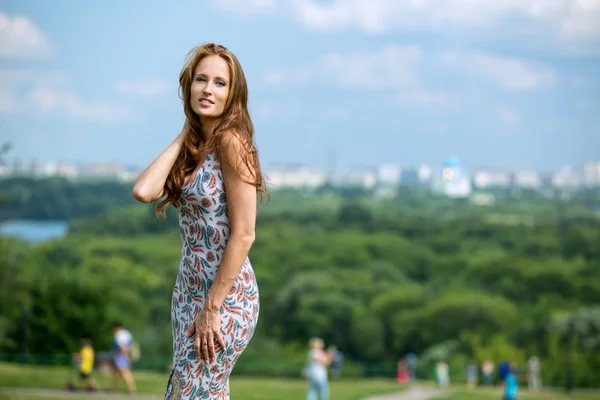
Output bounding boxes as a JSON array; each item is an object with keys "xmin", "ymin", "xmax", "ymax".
[
  {"xmin": 216, "ymin": 81, "xmax": 225, "ymax": 86},
  {"xmin": 196, "ymin": 76, "xmax": 206, "ymax": 82}
]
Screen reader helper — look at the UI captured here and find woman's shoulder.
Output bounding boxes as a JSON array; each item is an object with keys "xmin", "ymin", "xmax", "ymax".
[{"xmin": 218, "ymin": 129, "xmax": 252, "ymax": 157}]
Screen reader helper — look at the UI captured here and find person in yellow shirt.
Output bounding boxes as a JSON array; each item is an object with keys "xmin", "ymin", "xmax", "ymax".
[{"xmin": 74, "ymin": 338, "xmax": 97, "ymax": 391}]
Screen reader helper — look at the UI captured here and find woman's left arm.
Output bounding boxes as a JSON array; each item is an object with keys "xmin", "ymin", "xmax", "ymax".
[
  {"xmin": 188, "ymin": 132, "xmax": 257, "ymax": 363},
  {"xmin": 206, "ymin": 132, "xmax": 257, "ymax": 312}
]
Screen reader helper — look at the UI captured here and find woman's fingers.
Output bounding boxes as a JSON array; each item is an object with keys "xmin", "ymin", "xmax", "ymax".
[
  {"xmin": 194, "ymin": 331, "xmax": 201, "ymax": 359},
  {"xmin": 207, "ymin": 331, "xmax": 216, "ymax": 363},
  {"xmin": 188, "ymin": 320, "xmax": 226, "ymax": 363},
  {"xmin": 216, "ymin": 332, "xmax": 226, "ymax": 353},
  {"xmin": 202, "ymin": 334, "xmax": 210, "ymax": 363},
  {"xmin": 187, "ymin": 323, "xmax": 201, "ymax": 357}
]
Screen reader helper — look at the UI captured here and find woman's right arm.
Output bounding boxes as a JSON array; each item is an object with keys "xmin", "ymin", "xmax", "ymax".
[{"xmin": 132, "ymin": 122, "xmax": 188, "ymax": 203}]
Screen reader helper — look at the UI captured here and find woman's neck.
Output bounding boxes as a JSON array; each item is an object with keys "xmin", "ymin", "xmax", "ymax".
[{"xmin": 200, "ymin": 117, "xmax": 217, "ymax": 141}]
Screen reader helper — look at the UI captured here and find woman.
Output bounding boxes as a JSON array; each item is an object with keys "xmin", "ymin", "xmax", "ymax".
[
  {"xmin": 133, "ymin": 43, "xmax": 267, "ymax": 400},
  {"xmin": 304, "ymin": 338, "xmax": 336, "ymax": 400}
]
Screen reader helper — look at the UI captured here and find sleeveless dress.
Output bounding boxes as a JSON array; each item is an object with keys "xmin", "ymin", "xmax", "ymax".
[{"xmin": 164, "ymin": 153, "xmax": 260, "ymax": 400}]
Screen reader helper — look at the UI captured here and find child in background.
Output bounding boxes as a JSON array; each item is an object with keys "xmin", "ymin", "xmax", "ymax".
[{"xmin": 68, "ymin": 338, "xmax": 97, "ymax": 392}]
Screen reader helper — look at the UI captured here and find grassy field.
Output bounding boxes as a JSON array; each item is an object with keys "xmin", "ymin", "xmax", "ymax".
[
  {"xmin": 432, "ymin": 387, "xmax": 600, "ymax": 400},
  {"xmin": 0, "ymin": 363, "xmax": 403, "ymax": 400},
  {"xmin": 1, "ymin": 364, "xmax": 599, "ymax": 400}
]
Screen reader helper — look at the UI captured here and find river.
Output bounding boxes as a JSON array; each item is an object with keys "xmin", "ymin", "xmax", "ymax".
[{"xmin": 0, "ymin": 220, "xmax": 69, "ymax": 243}]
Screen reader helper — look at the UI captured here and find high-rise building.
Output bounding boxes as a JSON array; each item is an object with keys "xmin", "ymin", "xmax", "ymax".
[{"xmin": 431, "ymin": 156, "xmax": 471, "ymax": 198}]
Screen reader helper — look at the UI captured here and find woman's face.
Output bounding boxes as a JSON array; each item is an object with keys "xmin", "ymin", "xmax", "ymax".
[{"xmin": 190, "ymin": 55, "xmax": 231, "ymax": 121}]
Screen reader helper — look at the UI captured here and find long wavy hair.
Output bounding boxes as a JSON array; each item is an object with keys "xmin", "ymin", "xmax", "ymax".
[{"xmin": 155, "ymin": 43, "xmax": 268, "ymax": 219}]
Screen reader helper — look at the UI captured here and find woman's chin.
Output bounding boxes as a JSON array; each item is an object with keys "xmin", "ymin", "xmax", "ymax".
[{"xmin": 193, "ymin": 109, "xmax": 220, "ymax": 120}]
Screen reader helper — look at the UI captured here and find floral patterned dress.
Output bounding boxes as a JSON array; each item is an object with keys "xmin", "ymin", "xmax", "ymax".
[{"xmin": 164, "ymin": 153, "xmax": 260, "ymax": 400}]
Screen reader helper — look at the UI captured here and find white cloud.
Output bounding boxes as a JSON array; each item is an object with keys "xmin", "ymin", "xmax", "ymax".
[
  {"xmin": 0, "ymin": 69, "xmax": 137, "ymax": 124},
  {"xmin": 26, "ymin": 85, "xmax": 137, "ymax": 124},
  {"xmin": 441, "ymin": 51, "xmax": 557, "ymax": 91},
  {"xmin": 211, "ymin": 0, "xmax": 278, "ymax": 15},
  {"xmin": 264, "ymin": 46, "xmax": 466, "ymax": 114},
  {"xmin": 291, "ymin": 0, "xmax": 600, "ymax": 41},
  {"xmin": 266, "ymin": 45, "xmax": 422, "ymax": 89},
  {"xmin": 211, "ymin": 1, "xmax": 600, "ymax": 53},
  {"xmin": 115, "ymin": 80, "xmax": 172, "ymax": 97},
  {"xmin": 559, "ymin": 0, "xmax": 600, "ymax": 39},
  {"xmin": 0, "ymin": 11, "xmax": 52, "ymax": 59}
]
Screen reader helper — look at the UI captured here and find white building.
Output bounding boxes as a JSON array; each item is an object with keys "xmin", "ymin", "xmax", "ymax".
[
  {"xmin": 377, "ymin": 164, "xmax": 401, "ymax": 186},
  {"xmin": 329, "ymin": 169, "xmax": 377, "ymax": 189},
  {"xmin": 431, "ymin": 156, "xmax": 472, "ymax": 198},
  {"xmin": 418, "ymin": 164, "xmax": 433, "ymax": 184},
  {"xmin": 472, "ymin": 170, "xmax": 511, "ymax": 189},
  {"xmin": 78, "ymin": 162, "xmax": 128, "ymax": 179},
  {"xmin": 582, "ymin": 162, "xmax": 600, "ymax": 187},
  {"xmin": 513, "ymin": 170, "xmax": 543, "ymax": 190},
  {"xmin": 40, "ymin": 161, "xmax": 59, "ymax": 177},
  {"xmin": 56, "ymin": 162, "xmax": 78, "ymax": 179},
  {"xmin": 264, "ymin": 167, "xmax": 327, "ymax": 189},
  {"xmin": 552, "ymin": 165, "xmax": 580, "ymax": 189}
]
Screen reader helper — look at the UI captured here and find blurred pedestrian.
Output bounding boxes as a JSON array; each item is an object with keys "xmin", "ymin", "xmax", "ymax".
[
  {"xmin": 330, "ymin": 348, "xmax": 344, "ymax": 380},
  {"xmin": 436, "ymin": 360, "xmax": 450, "ymax": 387},
  {"xmin": 466, "ymin": 360, "xmax": 478, "ymax": 388},
  {"xmin": 499, "ymin": 360, "xmax": 510, "ymax": 385},
  {"xmin": 304, "ymin": 337, "xmax": 336, "ymax": 400},
  {"xmin": 528, "ymin": 356, "xmax": 542, "ymax": 391},
  {"xmin": 110, "ymin": 322, "xmax": 136, "ymax": 394},
  {"xmin": 67, "ymin": 338, "xmax": 97, "ymax": 392},
  {"xmin": 503, "ymin": 363, "xmax": 519, "ymax": 400},
  {"xmin": 405, "ymin": 352, "xmax": 418, "ymax": 381},
  {"xmin": 396, "ymin": 359, "xmax": 409, "ymax": 385},
  {"xmin": 482, "ymin": 360, "xmax": 494, "ymax": 386}
]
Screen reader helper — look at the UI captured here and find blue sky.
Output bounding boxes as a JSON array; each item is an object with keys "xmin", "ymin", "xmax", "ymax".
[{"xmin": 1, "ymin": 0, "xmax": 599, "ymax": 171}]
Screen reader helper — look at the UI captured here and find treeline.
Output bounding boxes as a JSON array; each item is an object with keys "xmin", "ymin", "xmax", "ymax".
[
  {"xmin": 0, "ymin": 178, "xmax": 138, "ymax": 221},
  {"xmin": 0, "ymin": 182, "xmax": 599, "ymax": 386},
  {"xmin": 1, "ymin": 177, "xmax": 598, "ymax": 223}
]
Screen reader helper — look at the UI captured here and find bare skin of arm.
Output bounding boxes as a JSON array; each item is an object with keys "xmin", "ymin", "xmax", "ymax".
[
  {"xmin": 187, "ymin": 132, "xmax": 258, "ymax": 364},
  {"xmin": 132, "ymin": 121, "xmax": 189, "ymax": 203},
  {"xmin": 315, "ymin": 348, "xmax": 336, "ymax": 366}
]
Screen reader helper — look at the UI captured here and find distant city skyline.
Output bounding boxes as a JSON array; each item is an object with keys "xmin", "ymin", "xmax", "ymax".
[
  {"xmin": 2, "ymin": 151, "xmax": 599, "ymax": 175},
  {"xmin": 1, "ymin": 1, "xmax": 599, "ymax": 171}
]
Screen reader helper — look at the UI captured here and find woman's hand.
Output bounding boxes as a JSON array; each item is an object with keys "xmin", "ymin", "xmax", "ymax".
[
  {"xmin": 175, "ymin": 119, "xmax": 191, "ymax": 143},
  {"xmin": 187, "ymin": 308, "xmax": 226, "ymax": 364}
]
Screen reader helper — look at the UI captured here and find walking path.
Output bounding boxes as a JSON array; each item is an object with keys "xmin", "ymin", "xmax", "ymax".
[
  {"xmin": 0, "ymin": 387, "xmax": 160, "ymax": 399},
  {"xmin": 363, "ymin": 386, "xmax": 449, "ymax": 400}
]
